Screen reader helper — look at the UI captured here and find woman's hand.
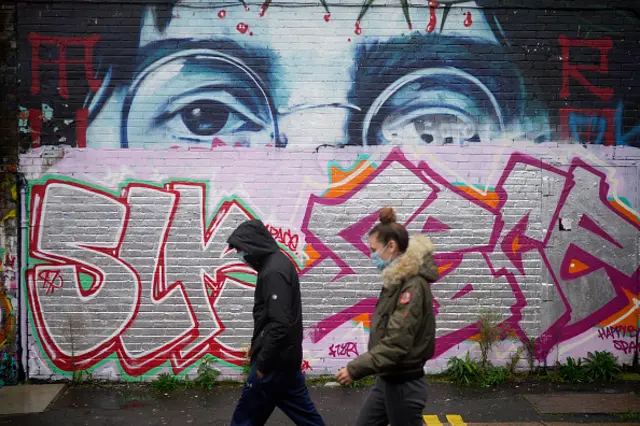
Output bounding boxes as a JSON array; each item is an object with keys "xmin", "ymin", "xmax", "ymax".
[{"xmin": 335, "ymin": 368, "xmax": 353, "ymax": 385}]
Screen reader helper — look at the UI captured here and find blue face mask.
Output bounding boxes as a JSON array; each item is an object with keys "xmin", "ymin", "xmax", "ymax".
[{"xmin": 371, "ymin": 244, "xmax": 390, "ymax": 271}]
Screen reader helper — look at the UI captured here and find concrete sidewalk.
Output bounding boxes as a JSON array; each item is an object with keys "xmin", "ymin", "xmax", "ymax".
[{"xmin": 0, "ymin": 380, "xmax": 638, "ymax": 425}]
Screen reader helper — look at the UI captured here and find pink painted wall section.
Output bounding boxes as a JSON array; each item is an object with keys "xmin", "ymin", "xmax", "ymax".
[{"xmin": 19, "ymin": 144, "xmax": 639, "ymax": 379}]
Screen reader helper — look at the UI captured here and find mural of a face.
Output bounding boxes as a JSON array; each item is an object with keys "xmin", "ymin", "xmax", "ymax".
[{"xmin": 87, "ymin": 0, "xmax": 550, "ymax": 149}]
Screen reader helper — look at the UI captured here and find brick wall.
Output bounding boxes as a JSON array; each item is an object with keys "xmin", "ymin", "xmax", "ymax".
[{"xmin": 14, "ymin": 0, "xmax": 640, "ymax": 381}]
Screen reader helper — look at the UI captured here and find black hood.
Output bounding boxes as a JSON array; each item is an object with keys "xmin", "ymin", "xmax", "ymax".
[{"xmin": 227, "ymin": 219, "xmax": 280, "ymax": 269}]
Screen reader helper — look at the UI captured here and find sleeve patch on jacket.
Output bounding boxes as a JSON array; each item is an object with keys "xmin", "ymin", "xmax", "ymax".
[{"xmin": 400, "ymin": 290, "xmax": 412, "ymax": 305}]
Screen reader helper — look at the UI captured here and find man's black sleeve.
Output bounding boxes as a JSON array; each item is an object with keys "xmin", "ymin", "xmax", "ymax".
[{"xmin": 255, "ymin": 271, "xmax": 293, "ymax": 373}]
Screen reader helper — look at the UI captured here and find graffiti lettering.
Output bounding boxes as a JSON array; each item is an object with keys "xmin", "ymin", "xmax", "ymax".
[
  {"xmin": 560, "ymin": 108, "xmax": 616, "ymax": 146},
  {"xmin": 37, "ymin": 269, "xmax": 63, "ymax": 295},
  {"xmin": 598, "ymin": 326, "xmax": 638, "ymax": 340},
  {"xmin": 559, "ymin": 36, "xmax": 614, "ymax": 101},
  {"xmin": 27, "ymin": 180, "xmax": 261, "ymax": 374},
  {"xmin": 28, "ymin": 33, "xmax": 102, "ymax": 100},
  {"xmin": 328, "ymin": 341, "xmax": 359, "ymax": 358},
  {"xmin": 301, "ymin": 359, "xmax": 312, "ymax": 374},
  {"xmin": 265, "ymin": 224, "xmax": 299, "ymax": 252},
  {"xmin": 559, "ymin": 105, "xmax": 640, "ymax": 146},
  {"xmin": 303, "ymin": 148, "xmax": 639, "ymax": 361},
  {"xmin": 613, "ymin": 340, "xmax": 638, "ymax": 355}
]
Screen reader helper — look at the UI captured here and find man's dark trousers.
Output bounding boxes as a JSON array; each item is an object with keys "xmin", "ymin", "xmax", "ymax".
[{"xmin": 230, "ymin": 363, "xmax": 325, "ymax": 426}]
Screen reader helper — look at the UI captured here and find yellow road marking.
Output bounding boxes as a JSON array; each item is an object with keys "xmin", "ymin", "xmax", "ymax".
[
  {"xmin": 423, "ymin": 415, "xmax": 443, "ymax": 426},
  {"xmin": 446, "ymin": 414, "xmax": 468, "ymax": 426}
]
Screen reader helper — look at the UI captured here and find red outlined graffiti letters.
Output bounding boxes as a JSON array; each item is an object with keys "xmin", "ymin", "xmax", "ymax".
[
  {"xmin": 559, "ymin": 36, "xmax": 614, "ymax": 101},
  {"xmin": 28, "ymin": 33, "xmax": 102, "ymax": 100}
]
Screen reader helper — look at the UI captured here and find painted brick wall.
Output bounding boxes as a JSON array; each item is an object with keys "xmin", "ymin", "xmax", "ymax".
[{"xmin": 14, "ymin": 0, "xmax": 640, "ymax": 381}]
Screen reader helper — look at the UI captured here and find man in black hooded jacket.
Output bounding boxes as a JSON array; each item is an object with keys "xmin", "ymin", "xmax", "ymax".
[{"xmin": 228, "ymin": 219, "xmax": 325, "ymax": 426}]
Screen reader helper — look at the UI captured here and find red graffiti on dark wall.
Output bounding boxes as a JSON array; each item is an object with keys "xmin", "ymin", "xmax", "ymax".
[
  {"xmin": 28, "ymin": 33, "xmax": 103, "ymax": 100},
  {"xmin": 27, "ymin": 108, "xmax": 41, "ymax": 147},
  {"xmin": 558, "ymin": 36, "xmax": 614, "ymax": 101},
  {"xmin": 75, "ymin": 108, "xmax": 89, "ymax": 148}
]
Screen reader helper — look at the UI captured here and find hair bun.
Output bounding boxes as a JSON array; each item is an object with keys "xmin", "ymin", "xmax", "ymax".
[{"xmin": 379, "ymin": 207, "xmax": 397, "ymax": 224}]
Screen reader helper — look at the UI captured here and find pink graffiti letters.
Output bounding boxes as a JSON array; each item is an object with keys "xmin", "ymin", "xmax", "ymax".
[
  {"xmin": 613, "ymin": 340, "xmax": 638, "ymax": 355},
  {"xmin": 301, "ymin": 148, "xmax": 639, "ymax": 361},
  {"xmin": 328, "ymin": 341, "xmax": 359, "ymax": 358},
  {"xmin": 598, "ymin": 326, "xmax": 638, "ymax": 340}
]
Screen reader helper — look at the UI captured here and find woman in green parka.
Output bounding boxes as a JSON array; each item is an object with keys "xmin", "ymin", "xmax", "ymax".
[{"xmin": 336, "ymin": 207, "xmax": 439, "ymax": 426}]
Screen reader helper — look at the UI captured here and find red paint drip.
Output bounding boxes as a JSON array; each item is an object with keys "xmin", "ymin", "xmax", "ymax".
[
  {"xmin": 217, "ymin": 10, "xmax": 226, "ymax": 19},
  {"xmin": 28, "ymin": 108, "xmax": 41, "ymax": 147},
  {"xmin": 427, "ymin": 0, "xmax": 439, "ymax": 33},
  {"xmin": 355, "ymin": 20, "xmax": 362, "ymax": 35},
  {"xmin": 249, "ymin": 32, "xmax": 254, "ymax": 36},
  {"xmin": 324, "ymin": 13, "xmax": 331, "ymax": 22},
  {"xmin": 245, "ymin": 5, "xmax": 250, "ymax": 11},
  {"xmin": 259, "ymin": 2, "xmax": 269, "ymax": 17},
  {"xmin": 76, "ymin": 108, "xmax": 88, "ymax": 148},
  {"xmin": 212, "ymin": 138, "xmax": 227, "ymax": 148},
  {"xmin": 236, "ymin": 23, "xmax": 249, "ymax": 34},
  {"xmin": 408, "ymin": 22, "xmax": 413, "ymax": 30},
  {"xmin": 464, "ymin": 11, "xmax": 473, "ymax": 27},
  {"xmin": 348, "ymin": 38, "xmax": 351, "ymax": 42}
]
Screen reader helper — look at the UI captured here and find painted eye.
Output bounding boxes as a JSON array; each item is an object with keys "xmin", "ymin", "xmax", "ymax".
[
  {"xmin": 156, "ymin": 96, "xmax": 264, "ymax": 143},
  {"xmin": 122, "ymin": 49, "xmax": 276, "ymax": 148},
  {"xmin": 362, "ymin": 68, "xmax": 505, "ymax": 146},
  {"xmin": 172, "ymin": 99, "xmax": 262, "ymax": 137},
  {"xmin": 380, "ymin": 108, "xmax": 483, "ymax": 145},
  {"xmin": 180, "ymin": 100, "xmax": 232, "ymax": 136}
]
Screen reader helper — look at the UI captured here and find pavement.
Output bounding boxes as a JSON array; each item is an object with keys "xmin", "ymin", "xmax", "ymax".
[{"xmin": 0, "ymin": 379, "xmax": 639, "ymax": 425}]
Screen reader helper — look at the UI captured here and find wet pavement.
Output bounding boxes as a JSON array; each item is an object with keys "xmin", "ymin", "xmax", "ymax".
[
  {"xmin": 0, "ymin": 384, "xmax": 66, "ymax": 415},
  {"xmin": 0, "ymin": 380, "xmax": 638, "ymax": 425}
]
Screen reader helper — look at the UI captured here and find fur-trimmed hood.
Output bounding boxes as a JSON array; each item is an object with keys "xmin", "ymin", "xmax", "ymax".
[{"xmin": 382, "ymin": 235, "xmax": 438, "ymax": 289}]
